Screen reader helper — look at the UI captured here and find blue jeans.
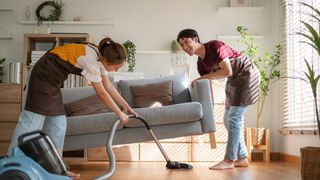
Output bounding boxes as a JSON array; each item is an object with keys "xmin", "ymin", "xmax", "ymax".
[
  {"xmin": 223, "ymin": 106, "xmax": 248, "ymax": 161},
  {"xmin": 7, "ymin": 110, "xmax": 67, "ymax": 156}
]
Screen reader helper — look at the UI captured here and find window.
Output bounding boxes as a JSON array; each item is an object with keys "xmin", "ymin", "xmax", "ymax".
[{"xmin": 280, "ymin": 0, "xmax": 320, "ymax": 134}]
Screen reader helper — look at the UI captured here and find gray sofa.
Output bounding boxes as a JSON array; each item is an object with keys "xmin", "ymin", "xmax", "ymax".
[{"xmin": 61, "ymin": 73, "xmax": 215, "ymax": 151}]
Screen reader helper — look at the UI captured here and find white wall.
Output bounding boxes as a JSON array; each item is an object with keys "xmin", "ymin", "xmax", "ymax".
[
  {"xmin": 0, "ymin": 0, "xmax": 267, "ymax": 78},
  {"xmin": 2, "ymin": 0, "xmax": 316, "ymax": 156}
]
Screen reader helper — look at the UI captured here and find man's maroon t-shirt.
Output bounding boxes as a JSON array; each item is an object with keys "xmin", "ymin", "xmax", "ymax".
[{"xmin": 197, "ymin": 40, "xmax": 241, "ymax": 76}]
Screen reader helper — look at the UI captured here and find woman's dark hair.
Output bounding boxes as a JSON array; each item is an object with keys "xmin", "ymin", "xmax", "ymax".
[
  {"xmin": 177, "ymin": 29, "xmax": 200, "ymax": 42},
  {"xmin": 98, "ymin": 37, "xmax": 126, "ymax": 64}
]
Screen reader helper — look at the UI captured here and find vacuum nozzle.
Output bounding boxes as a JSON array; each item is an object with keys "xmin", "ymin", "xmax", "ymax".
[{"xmin": 166, "ymin": 161, "xmax": 193, "ymax": 170}]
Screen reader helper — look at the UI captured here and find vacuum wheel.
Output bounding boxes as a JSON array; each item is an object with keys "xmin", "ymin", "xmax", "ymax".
[{"xmin": 0, "ymin": 170, "xmax": 31, "ymax": 180}]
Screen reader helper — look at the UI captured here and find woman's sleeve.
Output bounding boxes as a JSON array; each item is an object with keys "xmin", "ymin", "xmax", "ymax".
[
  {"xmin": 77, "ymin": 56, "xmax": 102, "ymax": 82},
  {"xmin": 100, "ymin": 64, "xmax": 109, "ymax": 76},
  {"xmin": 77, "ymin": 46, "xmax": 104, "ymax": 82},
  {"xmin": 79, "ymin": 60, "xmax": 102, "ymax": 82}
]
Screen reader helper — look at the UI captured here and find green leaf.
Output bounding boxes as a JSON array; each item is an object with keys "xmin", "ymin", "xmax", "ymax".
[
  {"xmin": 297, "ymin": 32, "xmax": 315, "ymax": 45},
  {"xmin": 0, "ymin": 58, "xmax": 5, "ymax": 64},
  {"xmin": 299, "ymin": 39, "xmax": 320, "ymax": 56},
  {"xmin": 300, "ymin": 21, "xmax": 320, "ymax": 51},
  {"xmin": 301, "ymin": 2, "xmax": 320, "ymax": 18},
  {"xmin": 315, "ymin": 74, "xmax": 320, "ymax": 85},
  {"xmin": 123, "ymin": 40, "xmax": 136, "ymax": 72},
  {"xmin": 310, "ymin": 14, "xmax": 320, "ymax": 23}
]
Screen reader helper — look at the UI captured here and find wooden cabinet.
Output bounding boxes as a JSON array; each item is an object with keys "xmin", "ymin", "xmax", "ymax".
[{"xmin": 0, "ymin": 83, "xmax": 21, "ymax": 155}]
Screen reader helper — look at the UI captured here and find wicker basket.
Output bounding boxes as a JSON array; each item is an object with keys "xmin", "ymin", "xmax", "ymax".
[{"xmin": 300, "ymin": 147, "xmax": 320, "ymax": 180}]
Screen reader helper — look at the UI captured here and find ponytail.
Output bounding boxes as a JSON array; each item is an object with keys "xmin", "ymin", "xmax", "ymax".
[{"xmin": 98, "ymin": 37, "xmax": 126, "ymax": 64}]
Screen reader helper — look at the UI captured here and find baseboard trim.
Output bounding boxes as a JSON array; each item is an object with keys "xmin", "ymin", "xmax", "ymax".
[
  {"xmin": 251, "ymin": 151, "xmax": 300, "ymax": 165},
  {"xmin": 278, "ymin": 152, "xmax": 300, "ymax": 165}
]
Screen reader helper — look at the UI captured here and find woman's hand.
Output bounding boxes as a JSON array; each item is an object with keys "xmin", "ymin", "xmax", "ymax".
[
  {"xmin": 124, "ymin": 107, "xmax": 138, "ymax": 117},
  {"xmin": 118, "ymin": 112, "xmax": 129, "ymax": 125}
]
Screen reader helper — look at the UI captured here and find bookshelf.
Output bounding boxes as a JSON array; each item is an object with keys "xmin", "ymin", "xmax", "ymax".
[
  {"xmin": 218, "ymin": 6, "xmax": 264, "ymax": 13},
  {"xmin": 23, "ymin": 33, "xmax": 90, "ymax": 89}
]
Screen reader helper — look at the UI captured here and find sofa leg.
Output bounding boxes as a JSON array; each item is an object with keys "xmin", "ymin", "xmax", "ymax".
[{"xmin": 208, "ymin": 132, "xmax": 216, "ymax": 149}]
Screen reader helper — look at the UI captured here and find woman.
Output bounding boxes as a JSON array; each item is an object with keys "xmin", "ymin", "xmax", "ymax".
[
  {"xmin": 8, "ymin": 37, "xmax": 137, "ymax": 177},
  {"xmin": 177, "ymin": 29, "xmax": 260, "ymax": 170}
]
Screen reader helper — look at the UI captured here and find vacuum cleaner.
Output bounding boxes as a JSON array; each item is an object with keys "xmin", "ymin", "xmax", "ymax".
[
  {"xmin": 95, "ymin": 115, "xmax": 193, "ymax": 180},
  {"xmin": 0, "ymin": 115, "xmax": 192, "ymax": 180},
  {"xmin": 0, "ymin": 130, "xmax": 71, "ymax": 180}
]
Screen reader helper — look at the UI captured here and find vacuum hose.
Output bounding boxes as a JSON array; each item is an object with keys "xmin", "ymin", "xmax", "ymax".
[{"xmin": 95, "ymin": 115, "xmax": 193, "ymax": 180}]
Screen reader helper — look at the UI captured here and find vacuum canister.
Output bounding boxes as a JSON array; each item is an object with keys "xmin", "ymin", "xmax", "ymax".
[{"xmin": 18, "ymin": 130, "xmax": 68, "ymax": 176}]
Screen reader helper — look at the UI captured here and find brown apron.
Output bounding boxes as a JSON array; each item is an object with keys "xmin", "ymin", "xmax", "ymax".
[
  {"xmin": 25, "ymin": 43, "xmax": 99, "ymax": 115},
  {"xmin": 25, "ymin": 53, "xmax": 82, "ymax": 115},
  {"xmin": 225, "ymin": 55, "xmax": 260, "ymax": 107}
]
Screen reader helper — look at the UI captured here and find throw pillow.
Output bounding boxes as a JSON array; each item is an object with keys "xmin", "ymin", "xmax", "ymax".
[
  {"xmin": 64, "ymin": 94, "xmax": 109, "ymax": 117},
  {"xmin": 130, "ymin": 81, "xmax": 174, "ymax": 108}
]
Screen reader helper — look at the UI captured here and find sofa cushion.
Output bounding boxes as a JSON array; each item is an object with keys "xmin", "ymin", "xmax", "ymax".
[
  {"xmin": 125, "ymin": 102, "xmax": 203, "ymax": 128},
  {"xmin": 61, "ymin": 81, "xmax": 118, "ymax": 104},
  {"xmin": 130, "ymin": 81, "xmax": 173, "ymax": 108},
  {"xmin": 66, "ymin": 112, "xmax": 122, "ymax": 136},
  {"xmin": 119, "ymin": 73, "xmax": 191, "ymax": 107},
  {"xmin": 64, "ymin": 94, "xmax": 109, "ymax": 117}
]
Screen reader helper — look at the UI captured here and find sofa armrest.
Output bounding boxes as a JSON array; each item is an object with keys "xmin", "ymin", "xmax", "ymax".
[{"xmin": 189, "ymin": 79, "xmax": 216, "ymax": 133}]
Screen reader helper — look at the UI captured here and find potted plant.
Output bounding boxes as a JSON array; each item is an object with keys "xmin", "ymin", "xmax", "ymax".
[
  {"xmin": 0, "ymin": 58, "xmax": 6, "ymax": 83},
  {"xmin": 296, "ymin": 3, "xmax": 320, "ymax": 180},
  {"xmin": 237, "ymin": 26, "xmax": 281, "ymax": 150},
  {"xmin": 123, "ymin": 40, "xmax": 136, "ymax": 72},
  {"xmin": 35, "ymin": 0, "xmax": 64, "ymax": 33}
]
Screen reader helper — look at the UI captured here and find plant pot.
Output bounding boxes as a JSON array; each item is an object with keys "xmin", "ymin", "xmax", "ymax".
[
  {"xmin": 249, "ymin": 127, "xmax": 266, "ymax": 145},
  {"xmin": 300, "ymin": 146, "xmax": 320, "ymax": 180}
]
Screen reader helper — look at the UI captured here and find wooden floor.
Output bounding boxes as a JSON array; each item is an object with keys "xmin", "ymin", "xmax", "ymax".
[{"xmin": 69, "ymin": 161, "xmax": 300, "ymax": 180}]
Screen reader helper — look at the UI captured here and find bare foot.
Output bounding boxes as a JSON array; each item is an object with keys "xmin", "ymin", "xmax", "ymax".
[
  {"xmin": 209, "ymin": 160, "xmax": 234, "ymax": 170},
  {"xmin": 234, "ymin": 158, "xmax": 249, "ymax": 167},
  {"xmin": 67, "ymin": 171, "xmax": 80, "ymax": 179}
]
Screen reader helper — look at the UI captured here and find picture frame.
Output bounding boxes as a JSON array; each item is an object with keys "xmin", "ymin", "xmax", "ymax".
[{"xmin": 230, "ymin": 0, "xmax": 251, "ymax": 7}]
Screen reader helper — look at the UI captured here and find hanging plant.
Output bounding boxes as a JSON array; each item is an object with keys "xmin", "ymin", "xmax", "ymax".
[
  {"xmin": 36, "ymin": 0, "xmax": 64, "ymax": 25},
  {"xmin": 170, "ymin": 40, "xmax": 186, "ymax": 65},
  {"xmin": 123, "ymin": 40, "xmax": 136, "ymax": 72},
  {"xmin": 171, "ymin": 40, "xmax": 183, "ymax": 53}
]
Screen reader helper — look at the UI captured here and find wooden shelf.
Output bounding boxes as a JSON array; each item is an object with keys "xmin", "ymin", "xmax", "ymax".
[
  {"xmin": 20, "ymin": 20, "xmax": 117, "ymax": 25},
  {"xmin": 0, "ymin": 35, "xmax": 12, "ymax": 39},
  {"xmin": 136, "ymin": 50, "xmax": 170, "ymax": 54},
  {"xmin": 0, "ymin": 7, "xmax": 13, "ymax": 12},
  {"xmin": 24, "ymin": 33, "xmax": 89, "ymax": 38},
  {"xmin": 218, "ymin": 6, "xmax": 264, "ymax": 13},
  {"xmin": 217, "ymin": 35, "xmax": 264, "ymax": 40}
]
